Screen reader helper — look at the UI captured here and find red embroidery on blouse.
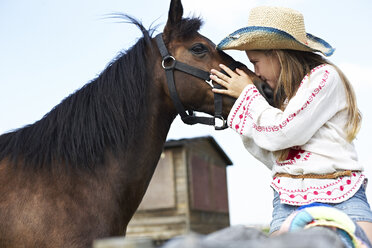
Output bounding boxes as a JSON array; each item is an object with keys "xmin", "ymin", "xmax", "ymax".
[
  {"xmin": 240, "ymin": 92, "xmax": 259, "ymax": 134},
  {"xmin": 299, "ymin": 64, "xmax": 327, "ymax": 88},
  {"xmin": 229, "ymin": 85, "xmax": 255, "ymax": 128},
  {"xmin": 271, "ymin": 173, "xmax": 365, "ymax": 205},
  {"xmin": 286, "ymin": 148, "xmax": 305, "ymax": 160},
  {"xmin": 276, "ymin": 149, "xmax": 312, "ymax": 166}
]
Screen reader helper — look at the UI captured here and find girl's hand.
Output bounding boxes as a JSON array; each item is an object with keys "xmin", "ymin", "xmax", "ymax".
[{"xmin": 210, "ymin": 64, "xmax": 253, "ymax": 98}]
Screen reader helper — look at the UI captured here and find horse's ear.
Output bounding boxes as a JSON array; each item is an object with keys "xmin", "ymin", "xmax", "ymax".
[{"xmin": 163, "ymin": 0, "xmax": 183, "ymax": 41}]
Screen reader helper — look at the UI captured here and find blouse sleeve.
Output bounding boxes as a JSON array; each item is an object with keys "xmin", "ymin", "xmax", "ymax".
[
  {"xmin": 227, "ymin": 65, "xmax": 346, "ymax": 152},
  {"xmin": 240, "ymin": 135, "xmax": 276, "ymax": 170}
]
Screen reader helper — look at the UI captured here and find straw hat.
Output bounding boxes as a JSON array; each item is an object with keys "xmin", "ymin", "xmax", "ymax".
[{"xmin": 217, "ymin": 6, "xmax": 335, "ymax": 56}]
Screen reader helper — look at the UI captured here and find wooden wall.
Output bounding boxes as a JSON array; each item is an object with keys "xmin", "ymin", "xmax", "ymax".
[{"xmin": 126, "ymin": 137, "xmax": 231, "ymax": 242}]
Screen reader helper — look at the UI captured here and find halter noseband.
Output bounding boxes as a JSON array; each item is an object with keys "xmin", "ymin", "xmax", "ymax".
[{"xmin": 155, "ymin": 33, "xmax": 243, "ymax": 130}]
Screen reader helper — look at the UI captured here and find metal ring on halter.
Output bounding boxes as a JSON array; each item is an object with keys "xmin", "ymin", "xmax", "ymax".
[
  {"xmin": 214, "ymin": 115, "xmax": 227, "ymax": 130},
  {"xmin": 162, "ymin": 55, "xmax": 176, "ymax": 70}
]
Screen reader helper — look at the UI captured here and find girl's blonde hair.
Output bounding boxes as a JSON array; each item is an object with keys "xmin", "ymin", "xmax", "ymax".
[{"xmin": 269, "ymin": 50, "xmax": 362, "ymax": 161}]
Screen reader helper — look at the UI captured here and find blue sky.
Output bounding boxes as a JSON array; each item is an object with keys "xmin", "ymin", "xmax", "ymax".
[{"xmin": 1, "ymin": 0, "xmax": 372, "ymax": 226}]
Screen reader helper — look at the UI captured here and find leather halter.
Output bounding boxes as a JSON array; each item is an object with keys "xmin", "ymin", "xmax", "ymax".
[{"xmin": 155, "ymin": 33, "xmax": 243, "ymax": 130}]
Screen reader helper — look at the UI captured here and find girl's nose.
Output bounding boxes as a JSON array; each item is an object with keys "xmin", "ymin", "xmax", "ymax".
[
  {"xmin": 254, "ymin": 70, "xmax": 263, "ymax": 81},
  {"xmin": 254, "ymin": 66, "xmax": 260, "ymax": 76}
]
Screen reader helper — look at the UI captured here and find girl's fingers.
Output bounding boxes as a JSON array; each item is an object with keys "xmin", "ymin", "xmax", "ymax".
[
  {"xmin": 235, "ymin": 68, "xmax": 246, "ymax": 76},
  {"xmin": 210, "ymin": 70, "xmax": 230, "ymax": 82},
  {"xmin": 210, "ymin": 74, "xmax": 228, "ymax": 87},
  {"xmin": 212, "ymin": 88, "xmax": 229, "ymax": 95},
  {"xmin": 219, "ymin": 64, "xmax": 236, "ymax": 77}
]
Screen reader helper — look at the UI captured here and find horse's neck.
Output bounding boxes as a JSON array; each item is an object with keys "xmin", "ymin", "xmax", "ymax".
[{"xmin": 106, "ymin": 81, "xmax": 176, "ymax": 229}]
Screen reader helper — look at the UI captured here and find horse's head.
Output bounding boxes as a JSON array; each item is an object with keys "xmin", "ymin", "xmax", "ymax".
[{"xmin": 154, "ymin": 0, "xmax": 270, "ymax": 129}]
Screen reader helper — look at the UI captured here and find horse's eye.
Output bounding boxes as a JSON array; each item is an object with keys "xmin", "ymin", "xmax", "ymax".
[{"xmin": 190, "ymin": 43, "xmax": 208, "ymax": 55}]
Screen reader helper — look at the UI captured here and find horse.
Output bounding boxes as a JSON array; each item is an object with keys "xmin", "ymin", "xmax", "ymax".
[{"xmin": 0, "ymin": 0, "xmax": 268, "ymax": 247}]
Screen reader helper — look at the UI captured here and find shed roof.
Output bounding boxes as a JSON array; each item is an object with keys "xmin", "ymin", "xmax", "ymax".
[{"xmin": 165, "ymin": 136, "xmax": 233, "ymax": 166}]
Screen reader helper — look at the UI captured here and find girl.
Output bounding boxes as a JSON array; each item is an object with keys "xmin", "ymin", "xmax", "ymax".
[{"xmin": 210, "ymin": 6, "xmax": 372, "ymax": 244}]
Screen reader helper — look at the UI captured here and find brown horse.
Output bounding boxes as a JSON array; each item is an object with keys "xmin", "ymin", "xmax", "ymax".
[{"xmin": 0, "ymin": 0, "xmax": 267, "ymax": 247}]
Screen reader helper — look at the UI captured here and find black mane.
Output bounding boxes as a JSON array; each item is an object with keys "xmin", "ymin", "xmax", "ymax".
[{"xmin": 0, "ymin": 15, "xmax": 203, "ymax": 170}]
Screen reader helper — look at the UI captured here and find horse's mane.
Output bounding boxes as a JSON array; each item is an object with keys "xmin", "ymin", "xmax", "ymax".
[{"xmin": 0, "ymin": 15, "xmax": 203, "ymax": 170}]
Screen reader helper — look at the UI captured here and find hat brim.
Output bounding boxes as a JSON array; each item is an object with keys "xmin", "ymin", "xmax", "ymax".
[{"xmin": 217, "ymin": 26, "xmax": 335, "ymax": 57}]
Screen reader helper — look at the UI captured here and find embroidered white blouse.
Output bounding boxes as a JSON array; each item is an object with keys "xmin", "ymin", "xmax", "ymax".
[{"xmin": 228, "ymin": 64, "xmax": 365, "ymax": 206}]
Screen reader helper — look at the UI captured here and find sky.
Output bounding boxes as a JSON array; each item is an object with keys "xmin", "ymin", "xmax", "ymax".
[{"xmin": 1, "ymin": 0, "xmax": 372, "ymax": 227}]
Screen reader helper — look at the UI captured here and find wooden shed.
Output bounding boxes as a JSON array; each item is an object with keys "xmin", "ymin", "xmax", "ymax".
[{"xmin": 126, "ymin": 136, "xmax": 232, "ymax": 242}]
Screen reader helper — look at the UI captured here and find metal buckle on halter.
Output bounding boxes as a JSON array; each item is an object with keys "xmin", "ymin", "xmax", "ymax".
[
  {"xmin": 205, "ymin": 79, "xmax": 214, "ymax": 88},
  {"xmin": 162, "ymin": 55, "xmax": 176, "ymax": 70},
  {"xmin": 214, "ymin": 115, "xmax": 227, "ymax": 130}
]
